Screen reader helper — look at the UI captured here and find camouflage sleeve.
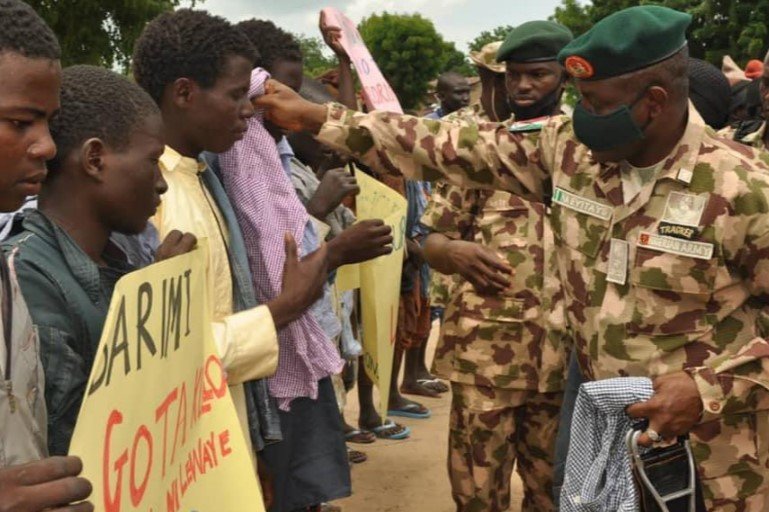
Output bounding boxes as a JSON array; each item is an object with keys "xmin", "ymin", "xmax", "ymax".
[
  {"xmin": 690, "ymin": 217, "xmax": 769, "ymax": 421},
  {"xmin": 317, "ymin": 103, "xmax": 556, "ymax": 203},
  {"xmin": 420, "ymin": 182, "xmax": 476, "ymax": 240}
]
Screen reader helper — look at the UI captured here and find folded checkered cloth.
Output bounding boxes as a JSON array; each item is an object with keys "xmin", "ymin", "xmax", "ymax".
[{"xmin": 560, "ymin": 376, "xmax": 653, "ymax": 512}]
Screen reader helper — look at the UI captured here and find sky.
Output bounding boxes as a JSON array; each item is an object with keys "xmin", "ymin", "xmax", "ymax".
[{"xmin": 183, "ymin": 0, "xmax": 565, "ymax": 53}]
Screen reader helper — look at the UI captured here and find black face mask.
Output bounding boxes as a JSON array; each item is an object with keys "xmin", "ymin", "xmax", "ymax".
[
  {"xmin": 510, "ymin": 86, "xmax": 563, "ymax": 120},
  {"xmin": 573, "ymin": 88, "xmax": 651, "ymax": 152}
]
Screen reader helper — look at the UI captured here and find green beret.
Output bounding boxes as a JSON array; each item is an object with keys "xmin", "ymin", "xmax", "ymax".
[
  {"xmin": 557, "ymin": 5, "xmax": 692, "ymax": 81},
  {"xmin": 496, "ymin": 21, "xmax": 573, "ymax": 63}
]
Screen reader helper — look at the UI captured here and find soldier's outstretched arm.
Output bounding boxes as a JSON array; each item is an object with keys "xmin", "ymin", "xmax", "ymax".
[{"xmin": 254, "ymin": 79, "xmax": 554, "ymax": 203}]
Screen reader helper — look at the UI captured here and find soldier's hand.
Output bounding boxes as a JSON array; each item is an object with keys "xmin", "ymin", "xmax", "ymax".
[
  {"xmin": 626, "ymin": 371, "xmax": 704, "ymax": 447},
  {"xmin": 0, "ymin": 456, "xmax": 93, "ymax": 512},
  {"xmin": 253, "ymin": 79, "xmax": 328, "ymax": 134},
  {"xmin": 328, "ymin": 220, "xmax": 393, "ymax": 269},
  {"xmin": 446, "ymin": 240, "xmax": 512, "ymax": 294},
  {"xmin": 155, "ymin": 230, "xmax": 197, "ymax": 262}
]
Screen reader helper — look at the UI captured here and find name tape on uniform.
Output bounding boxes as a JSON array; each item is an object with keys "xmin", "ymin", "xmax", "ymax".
[
  {"xmin": 552, "ymin": 187, "xmax": 612, "ymax": 221},
  {"xmin": 638, "ymin": 232, "xmax": 714, "ymax": 260},
  {"xmin": 607, "ymin": 238, "xmax": 629, "ymax": 285}
]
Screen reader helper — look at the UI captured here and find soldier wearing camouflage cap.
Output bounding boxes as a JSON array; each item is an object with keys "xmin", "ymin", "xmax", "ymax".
[
  {"xmin": 419, "ymin": 21, "xmax": 572, "ymax": 512},
  {"xmin": 256, "ymin": 4, "xmax": 769, "ymax": 509}
]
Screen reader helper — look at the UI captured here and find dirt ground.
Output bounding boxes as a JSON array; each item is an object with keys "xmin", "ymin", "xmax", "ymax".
[{"xmin": 336, "ymin": 322, "xmax": 524, "ymax": 512}]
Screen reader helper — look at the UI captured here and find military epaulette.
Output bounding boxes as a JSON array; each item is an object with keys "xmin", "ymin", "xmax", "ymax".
[{"xmin": 508, "ymin": 116, "xmax": 549, "ymax": 133}]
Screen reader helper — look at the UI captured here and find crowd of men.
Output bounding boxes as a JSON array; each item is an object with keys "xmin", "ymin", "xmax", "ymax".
[{"xmin": 1, "ymin": 0, "xmax": 769, "ymax": 511}]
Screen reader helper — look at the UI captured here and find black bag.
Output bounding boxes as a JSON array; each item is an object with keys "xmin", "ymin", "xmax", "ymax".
[{"xmin": 626, "ymin": 427, "xmax": 707, "ymax": 512}]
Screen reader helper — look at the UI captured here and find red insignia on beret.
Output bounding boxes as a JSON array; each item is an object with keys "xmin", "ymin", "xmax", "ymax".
[{"xmin": 564, "ymin": 55, "xmax": 594, "ymax": 79}]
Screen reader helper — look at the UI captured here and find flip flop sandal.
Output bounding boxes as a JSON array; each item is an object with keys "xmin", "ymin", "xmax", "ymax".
[
  {"xmin": 347, "ymin": 448, "xmax": 368, "ymax": 464},
  {"xmin": 363, "ymin": 419, "xmax": 411, "ymax": 440},
  {"xmin": 417, "ymin": 378, "xmax": 450, "ymax": 394},
  {"xmin": 388, "ymin": 402, "xmax": 432, "ymax": 419},
  {"xmin": 344, "ymin": 428, "xmax": 377, "ymax": 444}
]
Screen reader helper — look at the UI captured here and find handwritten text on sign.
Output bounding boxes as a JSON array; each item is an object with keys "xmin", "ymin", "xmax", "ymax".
[
  {"xmin": 321, "ymin": 7, "xmax": 403, "ymax": 114},
  {"xmin": 69, "ymin": 246, "xmax": 263, "ymax": 512},
  {"xmin": 353, "ymin": 169, "xmax": 407, "ymax": 419}
]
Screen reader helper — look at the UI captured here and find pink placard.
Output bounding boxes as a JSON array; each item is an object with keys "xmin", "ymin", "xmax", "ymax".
[{"xmin": 321, "ymin": 7, "xmax": 403, "ymax": 114}]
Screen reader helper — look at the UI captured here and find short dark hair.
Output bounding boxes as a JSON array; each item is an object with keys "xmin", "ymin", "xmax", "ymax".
[
  {"xmin": 437, "ymin": 71, "xmax": 469, "ymax": 94},
  {"xmin": 48, "ymin": 65, "xmax": 159, "ymax": 174},
  {"xmin": 236, "ymin": 19, "xmax": 302, "ymax": 72},
  {"xmin": 132, "ymin": 9, "xmax": 258, "ymax": 104},
  {"xmin": 0, "ymin": 0, "xmax": 60, "ymax": 59}
]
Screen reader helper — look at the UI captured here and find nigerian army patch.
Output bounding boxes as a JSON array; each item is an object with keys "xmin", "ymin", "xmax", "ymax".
[{"xmin": 638, "ymin": 232, "xmax": 714, "ymax": 260}]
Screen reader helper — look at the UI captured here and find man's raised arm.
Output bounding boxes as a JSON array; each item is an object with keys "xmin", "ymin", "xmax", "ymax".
[{"xmin": 254, "ymin": 80, "xmax": 557, "ymax": 203}]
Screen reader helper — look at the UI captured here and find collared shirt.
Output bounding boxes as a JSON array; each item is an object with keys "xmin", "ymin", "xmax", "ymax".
[
  {"xmin": 275, "ymin": 138, "xmax": 342, "ymax": 345},
  {"xmin": 5, "ymin": 210, "xmax": 133, "ymax": 455},
  {"xmin": 287, "ymin": 156, "xmax": 361, "ymax": 358},
  {"xmin": 561, "ymin": 377, "xmax": 653, "ymax": 512},
  {"xmin": 0, "ymin": 249, "xmax": 46, "ymax": 465},
  {"xmin": 153, "ymin": 146, "xmax": 279, "ymax": 459}
]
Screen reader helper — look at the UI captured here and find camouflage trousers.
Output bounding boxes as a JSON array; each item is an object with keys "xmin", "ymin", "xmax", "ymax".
[{"xmin": 448, "ymin": 382, "xmax": 563, "ymax": 512}]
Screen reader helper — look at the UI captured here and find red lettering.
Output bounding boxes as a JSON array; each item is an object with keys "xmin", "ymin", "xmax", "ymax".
[
  {"xmin": 204, "ymin": 431, "xmax": 218, "ymax": 468},
  {"xmin": 104, "ymin": 409, "xmax": 128, "ymax": 512},
  {"xmin": 155, "ymin": 387, "xmax": 178, "ymax": 477},
  {"xmin": 192, "ymin": 366, "xmax": 207, "ymax": 419},
  {"xmin": 218, "ymin": 429, "xmax": 232, "ymax": 457},
  {"xmin": 166, "ymin": 479, "xmax": 180, "ymax": 512},
  {"xmin": 170, "ymin": 383, "xmax": 188, "ymax": 467},
  {"xmin": 129, "ymin": 425, "xmax": 153, "ymax": 506},
  {"xmin": 204, "ymin": 355, "xmax": 227, "ymax": 399}
]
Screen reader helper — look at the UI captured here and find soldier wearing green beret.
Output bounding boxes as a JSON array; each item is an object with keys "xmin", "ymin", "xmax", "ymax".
[
  {"xmin": 256, "ymin": 5, "xmax": 769, "ymax": 510},
  {"xmin": 420, "ymin": 22, "xmax": 572, "ymax": 512}
]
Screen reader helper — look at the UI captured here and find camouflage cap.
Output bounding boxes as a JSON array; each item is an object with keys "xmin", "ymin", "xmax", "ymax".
[
  {"xmin": 470, "ymin": 41, "xmax": 505, "ymax": 74},
  {"xmin": 496, "ymin": 20, "xmax": 573, "ymax": 63},
  {"xmin": 558, "ymin": 5, "xmax": 692, "ymax": 81}
]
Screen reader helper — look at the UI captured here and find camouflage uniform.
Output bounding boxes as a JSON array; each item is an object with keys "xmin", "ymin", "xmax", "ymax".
[
  {"xmin": 316, "ymin": 102, "xmax": 769, "ymax": 511},
  {"xmin": 719, "ymin": 121, "xmax": 768, "ymax": 151},
  {"xmin": 426, "ymin": 182, "xmax": 472, "ymax": 310},
  {"xmin": 426, "ymin": 105, "xmax": 487, "ymax": 311},
  {"xmin": 420, "ymin": 105, "xmax": 568, "ymax": 512}
]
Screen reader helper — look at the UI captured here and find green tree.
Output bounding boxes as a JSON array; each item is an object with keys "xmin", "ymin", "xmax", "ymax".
[
  {"xmin": 550, "ymin": 0, "xmax": 591, "ymax": 37},
  {"xmin": 468, "ymin": 25, "xmax": 515, "ymax": 52},
  {"xmin": 28, "ymin": 0, "xmax": 197, "ymax": 70},
  {"xmin": 357, "ymin": 12, "xmax": 468, "ymax": 110},
  {"xmin": 550, "ymin": 0, "xmax": 769, "ymax": 66},
  {"xmin": 294, "ymin": 33, "xmax": 337, "ymax": 77},
  {"xmin": 441, "ymin": 41, "xmax": 476, "ymax": 76}
]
